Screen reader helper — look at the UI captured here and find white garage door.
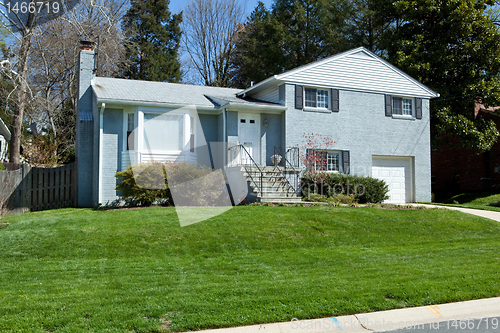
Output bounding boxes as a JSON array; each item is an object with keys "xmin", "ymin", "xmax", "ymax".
[{"xmin": 372, "ymin": 157, "xmax": 413, "ymax": 204}]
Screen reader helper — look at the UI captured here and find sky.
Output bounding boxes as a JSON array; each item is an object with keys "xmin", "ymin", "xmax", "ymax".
[{"xmin": 169, "ymin": 0, "xmax": 275, "ymax": 19}]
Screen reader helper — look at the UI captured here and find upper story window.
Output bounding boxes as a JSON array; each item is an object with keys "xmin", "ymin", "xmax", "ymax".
[
  {"xmin": 393, "ymin": 97, "xmax": 413, "ymax": 116},
  {"xmin": 305, "ymin": 88, "xmax": 329, "ymax": 109},
  {"xmin": 386, "ymin": 94, "xmax": 422, "ymax": 119}
]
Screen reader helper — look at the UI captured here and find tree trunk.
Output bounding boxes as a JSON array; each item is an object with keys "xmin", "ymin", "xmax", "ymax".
[{"xmin": 9, "ymin": 31, "xmax": 32, "ymax": 164}]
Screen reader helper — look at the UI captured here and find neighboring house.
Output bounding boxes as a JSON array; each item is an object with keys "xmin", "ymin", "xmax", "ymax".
[
  {"xmin": 0, "ymin": 117, "xmax": 10, "ymax": 162},
  {"xmin": 76, "ymin": 42, "xmax": 439, "ymax": 207},
  {"xmin": 432, "ymin": 103, "xmax": 500, "ymax": 195}
]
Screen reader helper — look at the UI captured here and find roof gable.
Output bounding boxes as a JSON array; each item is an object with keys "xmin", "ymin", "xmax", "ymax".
[{"xmin": 244, "ymin": 47, "xmax": 439, "ymax": 98}]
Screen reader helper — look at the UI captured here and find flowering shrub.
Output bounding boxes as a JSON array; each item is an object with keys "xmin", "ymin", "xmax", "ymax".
[
  {"xmin": 301, "ymin": 171, "xmax": 389, "ymax": 203},
  {"xmin": 300, "ymin": 133, "xmax": 336, "ymax": 171}
]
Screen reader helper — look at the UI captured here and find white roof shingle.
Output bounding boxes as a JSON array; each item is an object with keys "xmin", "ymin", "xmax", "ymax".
[{"xmin": 91, "ymin": 77, "xmax": 280, "ymax": 109}]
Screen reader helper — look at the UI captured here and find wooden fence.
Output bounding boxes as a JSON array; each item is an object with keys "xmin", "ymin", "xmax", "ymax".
[{"xmin": 0, "ymin": 162, "xmax": 76, "ymax": 215}]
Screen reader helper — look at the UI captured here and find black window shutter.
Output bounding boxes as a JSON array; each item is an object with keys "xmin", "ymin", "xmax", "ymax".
[
  {"xmin": 295, "ymin": 85, "xmax": 303, "ymax": 109},
  {"xmin": 385, "ymin": 95, "xmax": 392, "ymax": 116},
  {"xmin": 306, "ymin": 149, "xmax": 312, "ymax": 170},
  {"xmin": 331, "ymin": 88, "xmax": 339, "ymax": 112},
  {"xmin": 416, "ymin": 98, "xmax": 422, "ymax": 119},
  {"xmin": 342, "ymin": 151, "xmax": 350, "ymax": 174}
]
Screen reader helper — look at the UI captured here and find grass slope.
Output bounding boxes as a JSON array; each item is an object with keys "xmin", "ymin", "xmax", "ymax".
[
  {"xmin": 0, "ymin": 206, "xmax": 499, "ymax": 332},
  {"xmin": 440, "ymin": 192, "xmax": 500, "ymax": 211}
]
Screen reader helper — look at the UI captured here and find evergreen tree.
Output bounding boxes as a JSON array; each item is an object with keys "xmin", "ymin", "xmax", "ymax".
[
  {"xmin": 230, "ymin": 3, "xmax": 287, "ymax": 88},
  {"xmin": 121, "ymin": 0, "xmax": 182, "ymax": 82},
  {"xmin": 231, "ymin": 0, "xmax": 350, "ymax": 88},
  {"xmin": 382, "ymin": 0, "xmax": 500, "ymax": 152}
]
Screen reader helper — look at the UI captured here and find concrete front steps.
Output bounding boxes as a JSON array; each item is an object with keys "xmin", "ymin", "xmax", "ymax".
[{"xmin": 242, "ymin": 165, "xmax": 302, "ymax": 203}]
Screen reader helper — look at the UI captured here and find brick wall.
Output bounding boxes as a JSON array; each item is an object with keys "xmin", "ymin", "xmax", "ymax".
[{"xmin": 431, "ymin": 111, "xmax": 500, "ymax": 194}]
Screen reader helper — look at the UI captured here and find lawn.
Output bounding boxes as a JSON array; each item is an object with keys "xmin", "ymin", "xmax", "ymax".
[
  {"xmin": 0, "ymin": 206, "xmax": 499, "ymax": 332},
  {"xmin": 438, "ymin": 191, "xmax": 500, "ymax": 212}
]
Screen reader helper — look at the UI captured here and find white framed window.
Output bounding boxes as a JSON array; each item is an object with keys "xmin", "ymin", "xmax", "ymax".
[
  {"xmin": 127, "ymin": 113, "xmax": 135, "ymax": 150},
  {"xmin": 310, "ymin": 150, "xmax": 342, "ymax": 172},
  {"xmin": 326, "ymin": 152, "xmax": 340, "ymax": 172},
  {"xmin": 190, "ymin": 116, "xmax": 195, "ymax": 153},
  {"xmin": 143, "ymin": 113, "xmax": 184, "ymax": 151},
  {"xmin": 393, "ymin": 97, "xmax": 413, "ymax": 116},
  {"xmin": 305, "ymin": 88, "xmax": 329, "ymax": 109}
]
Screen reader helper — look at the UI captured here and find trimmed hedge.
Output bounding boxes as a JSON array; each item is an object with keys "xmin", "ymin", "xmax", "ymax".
[{"xmin": 301, "ymin": 171, "xmax": 389, "ymax": 203}]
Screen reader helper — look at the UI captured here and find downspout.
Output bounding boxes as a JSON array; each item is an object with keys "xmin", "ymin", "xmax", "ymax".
[
  {"xmin": 98, "ymin": 103, "xmax": 105, "ymax": 204},
  {"xmin": 223, "ymin": 108, "xmax": 227, "ymax": 168}
]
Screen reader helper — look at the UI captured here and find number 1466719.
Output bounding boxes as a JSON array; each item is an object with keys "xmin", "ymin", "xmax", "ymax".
[
  {"xmin": 5, "ymin": 1, "xmax": 60, "ymax": 14},
  {"xmin": 447, "ymin": 318, "xmax": 499, "ymax": 330}
]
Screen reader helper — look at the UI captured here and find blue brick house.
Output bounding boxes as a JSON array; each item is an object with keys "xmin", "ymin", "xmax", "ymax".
[{"xmin": 76, "ymin": 43, "xmax": 439, "ymax": 207}]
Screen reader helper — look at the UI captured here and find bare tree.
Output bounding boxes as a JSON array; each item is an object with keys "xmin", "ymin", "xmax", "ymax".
[
  {"xmin": 0, "ymin": 0, "xmax": 127, "ymax": 163},
  {"xmin": 28, "ymin": 0, "xmax": 127, "ymax": 146},
  {"xmin": 0, "ymin": 0, "xmax": 41, "ymax": 163},
  {"xmin": 182, "ymin": 0, "xmax": 244, "ymax": 87}
]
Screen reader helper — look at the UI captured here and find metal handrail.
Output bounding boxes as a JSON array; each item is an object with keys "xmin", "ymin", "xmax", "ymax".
[
  {"xmin": 273, "ymin": 146, "xmax": 300, "ymax": 193},
  {"xmin": 228, "ymin": 144, "xmax": 263, "ymax": 194}
]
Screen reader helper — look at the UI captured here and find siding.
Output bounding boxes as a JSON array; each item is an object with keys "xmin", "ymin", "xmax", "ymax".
[
  {"xmin": 282, "ymin": 50, "xmax": 433, "ymax": 97},
  {"xmin": 198, "ymin": 114, "xmax": 219, "ymax": 168},
  {"xmin": 261, "ymin": 113, "xmax": 282, "ymax": 165},
  {"xmin": 253, "ymin": 86, "xmax": 280, "ymax": 103}
]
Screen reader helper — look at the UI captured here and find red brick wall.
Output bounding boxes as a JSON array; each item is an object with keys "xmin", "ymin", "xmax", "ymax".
[{"xmin": 431, "ymin": 111, "xmax": 500, "ymax": 193}]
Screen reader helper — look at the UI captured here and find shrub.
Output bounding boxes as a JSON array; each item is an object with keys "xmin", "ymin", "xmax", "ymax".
[
  {"xmin": 305, "ymin": 193, "xmax": 359, "ymax": 206},
  {"xmin": 0, "ymin": 163, "xmax": 5, "ymax": 171},
  {"xmin": 301, "ymin": 171, "xmax": 389, "ymax": 203},
  {"xmin": 328, "ymin": 194, "xmax": 358, "ymax": 205},
  {"xmin": 116, "ymin": 161, "xmax": 170, "ymax": 207},
  {"xmin": 116, "ymin": 161, "xmax": 225, "ymax": 207}
]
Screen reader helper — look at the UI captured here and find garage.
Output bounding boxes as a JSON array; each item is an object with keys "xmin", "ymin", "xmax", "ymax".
[{"xmin": 372, "ymin": 156, "xmax": 413, "ymax": 203}]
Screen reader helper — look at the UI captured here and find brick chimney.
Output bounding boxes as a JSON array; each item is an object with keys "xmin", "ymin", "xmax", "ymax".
[{"xmin": 75, "ymin": 40, "xmax": 97, "ymax": 207}]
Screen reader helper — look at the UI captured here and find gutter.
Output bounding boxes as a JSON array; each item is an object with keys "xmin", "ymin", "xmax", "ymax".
[
  {"xmin": 95, "ymin": 98, "xmax": 287, "ymax": 112},
  {"xmin": 236, "ymin": 76, "xmax": 279, "ymax": 97},
  {"xmin": 94, "ymin": 98, "xmax": 218, "ymax": 111}
]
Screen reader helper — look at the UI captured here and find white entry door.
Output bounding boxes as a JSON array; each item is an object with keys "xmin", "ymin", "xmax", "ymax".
[
  {"xmin": 238, "ymin": 113, "xmax": 260, "ymax": 164},
  {"xmin": 372, "ymin": 156, "xmax": 413, "ymax": 203}
]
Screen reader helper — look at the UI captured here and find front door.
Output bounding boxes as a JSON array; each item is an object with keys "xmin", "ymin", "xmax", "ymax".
[{"xmin": 238, "ymin": 113, "xmax": 260, "ymax": 164}]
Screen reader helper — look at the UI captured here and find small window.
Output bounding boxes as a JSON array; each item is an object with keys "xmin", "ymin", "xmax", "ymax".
[
  {"xmin": 249, "ymin": 119, "xmax": 255, "ymax": 124},
  {"xmin": 127, "ymin": 113, "xmax": 135, "ymax": 150},
  {"xmin": 393, "ymin": 97, "xmax": 413, "ymax": 116},
  {"xmin": 305, "ymin": 88, "xmax": 316, "ymax": 107},
  {"xmin": 241, "ymin": 119, "xmax": 246, "ymax": 123},
  {"xmin": 327, "ymin": 152, "xmax": 340, "ymax": 172},
  {"xmin": 190, "ymin": 117, "xmax": 195, "ymax": 153},
  {"xmin": 305, "ymin": 88, "xmax": 329, "ymax": 109}
]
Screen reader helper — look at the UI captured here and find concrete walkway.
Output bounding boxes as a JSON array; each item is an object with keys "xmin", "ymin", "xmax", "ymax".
[
  {"xmin": 191, "ymin": 297, "xmax": 500, "ymax": 333},
  {"xmin": 414, "ymin": 204, "xmax": 500, "ymax": 223}
]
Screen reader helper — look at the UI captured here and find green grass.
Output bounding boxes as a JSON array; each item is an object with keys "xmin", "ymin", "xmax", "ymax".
[
  {"xmin": 0, "ymin": 206, "xmax": 500, "ymax": 332},
  {"xmin": 439, "ymin": 191, "xmax": 500, "ymax": 211}
]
